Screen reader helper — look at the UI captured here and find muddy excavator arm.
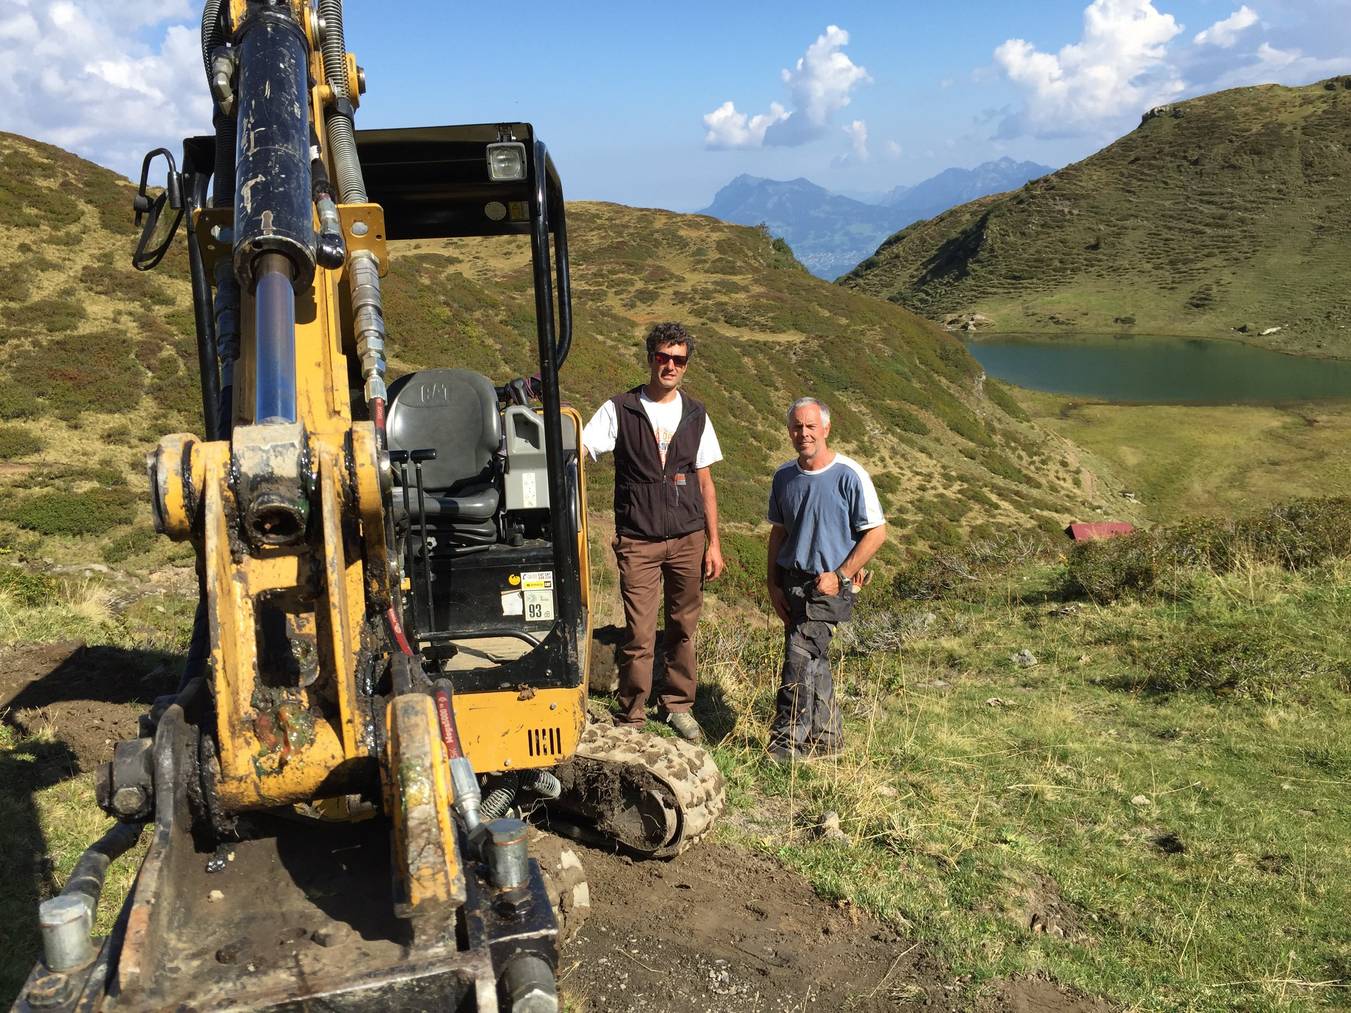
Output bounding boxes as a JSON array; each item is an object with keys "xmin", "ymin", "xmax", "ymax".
[
  {"xmin": 14, "ymin": 2, "xmax": 726, "ymax": 1009},
  {"xmin": 15, "ymin": 1, "xmax": 581, "ymax": 1009}
]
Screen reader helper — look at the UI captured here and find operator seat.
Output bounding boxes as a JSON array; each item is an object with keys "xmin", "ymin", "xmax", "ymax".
[{"xmin": 387, "ymin": 368, "xmax": 501, "ymax": 545}]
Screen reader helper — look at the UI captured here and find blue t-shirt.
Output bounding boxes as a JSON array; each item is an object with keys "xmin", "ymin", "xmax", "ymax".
[{"xmin": 767, "ymin": 453, "xmax": 885, "ymax": 574}]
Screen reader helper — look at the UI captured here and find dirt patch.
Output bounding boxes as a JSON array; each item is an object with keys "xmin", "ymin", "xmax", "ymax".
[
  {"xmin": 559, "ymin": 840, "xmax": 953, "ymax": 1011},
  {"xmin": 1017, "ymin": 872, "xmax": 1084, "ymax": 941},
  {"xmin": 0, "ymin": 640, "xmax": 177, "ymax": 768},
  {"xmin": 980, "ymin": 976, "xmax": 1112, "ymax": 1013}
]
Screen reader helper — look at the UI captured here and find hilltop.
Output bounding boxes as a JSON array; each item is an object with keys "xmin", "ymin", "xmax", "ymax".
[
  {"xmin": 842, "ymin": 78, "xmax": 1351, "ymax": 357},
  {"xmin": 699, "ymin": 159, "xmax": 1053, "ymax": 281}
]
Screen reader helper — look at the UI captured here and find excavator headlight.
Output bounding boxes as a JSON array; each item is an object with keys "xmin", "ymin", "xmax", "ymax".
[{"xmin": 486, "ymin": 142, "xmax": 527, "ymax": 182}]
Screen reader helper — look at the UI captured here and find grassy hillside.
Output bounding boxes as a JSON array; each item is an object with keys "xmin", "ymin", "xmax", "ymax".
[
  {"xmin": 389, "ymin": 203, "xmax": 1128, "ymax": 582},
  {"xmin": 841, "ymin": 77, "xmax": 1351, "ymax": 357},
  {"xmin": 1015, "ymin": 392, "xmax": 1351, "ymax": 521},
  {"xmin": 0, "ymin": 132, "xmax": 1118, "ymax": 598}
]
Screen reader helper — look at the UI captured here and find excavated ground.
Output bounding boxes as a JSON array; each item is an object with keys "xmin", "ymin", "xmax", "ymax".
[{"xmin": 1, "ymin": 643, "xmax": 1110, "ymax": 1011}]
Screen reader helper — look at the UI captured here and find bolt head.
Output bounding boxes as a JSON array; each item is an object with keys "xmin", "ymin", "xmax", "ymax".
[
  {"xmin": 111, "ymin": 785, "xmax": 148, "ymax": 816},
  {"xmin": 511, "ymin": 988, "xmax": 558, "ymax": 1013}
]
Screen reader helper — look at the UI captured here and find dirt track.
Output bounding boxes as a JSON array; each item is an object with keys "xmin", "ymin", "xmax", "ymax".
[{"xmin": 1, "ymin": 643, "xmax": 1109, "ymax": 1011}]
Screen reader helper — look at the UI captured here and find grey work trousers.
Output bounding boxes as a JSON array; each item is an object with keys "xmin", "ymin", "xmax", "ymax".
[{"xmin": 769, "ymin": 570, "xmax": 856, "ymax": 751}]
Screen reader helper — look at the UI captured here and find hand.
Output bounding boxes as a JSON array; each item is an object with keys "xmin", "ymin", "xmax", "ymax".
[
  {"xmin": 768, "ymin": 584, "xmax": 790, "ymax": 625},
  {"xmin": 703, "ymin": 543, "xmax": 725, "ymax": 581},
  {"xmin": 815, "ymin": 570, "xmax": 841, "ymax": 596}
]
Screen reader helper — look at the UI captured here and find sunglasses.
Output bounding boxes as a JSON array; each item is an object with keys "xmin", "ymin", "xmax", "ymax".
[{"xmin": 653, "ymin": 351, "xmax": 689, "ymax": 367}]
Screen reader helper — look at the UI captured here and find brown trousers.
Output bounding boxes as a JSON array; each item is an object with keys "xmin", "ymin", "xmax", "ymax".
[{"xmin": 613, "ymin": 529, "xmax": 705, "ymax": 723}]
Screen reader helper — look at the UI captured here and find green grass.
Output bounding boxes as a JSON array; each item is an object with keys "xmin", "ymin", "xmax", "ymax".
[
  {"xmin": 842, "ymin": 78, "xmax": 1351, "ymax": 359},
  {"xmin": 691, "ymin": 547, "xmax": 1351, "ymax": 1012},
  {"xmin": 1016, "ymin": 390, "xmax": 1351, "ymax": 520}
]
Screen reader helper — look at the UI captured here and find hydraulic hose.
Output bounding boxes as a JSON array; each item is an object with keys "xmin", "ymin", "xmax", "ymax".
[
  {"xmin": 317, "ymin": 0, "xmax": 367, "ymax": 203},
  {"xmin": 199, "ymin": 0, "xmax": 226, "ymax": 79},
  {"xmin": 432, "ymin": 680, "xmax": 483, "ymax": 831}
]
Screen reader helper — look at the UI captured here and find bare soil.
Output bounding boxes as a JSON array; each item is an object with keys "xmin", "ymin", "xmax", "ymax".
[
  {"xmin": 1, "ymin": 643, "xmax": 1112, "ymax": 1011},
  {"xmin": 0, "ymin": 641, "xmax": 176, "ymax": 769}
]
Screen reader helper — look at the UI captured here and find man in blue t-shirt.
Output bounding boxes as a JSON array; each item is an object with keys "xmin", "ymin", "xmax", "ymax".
[{"xmin": 765, "ymin": 397, "xmax": 886, "ymax": 762}]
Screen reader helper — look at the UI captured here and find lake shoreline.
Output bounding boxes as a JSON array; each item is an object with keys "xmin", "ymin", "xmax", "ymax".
[
  {"xmin": 959, "ymin": 327, "xmax": 1351, "ymax": 361},
  {"xmin": 964, "ymin": 333, "xmax": 1351, "ymax": 406}
]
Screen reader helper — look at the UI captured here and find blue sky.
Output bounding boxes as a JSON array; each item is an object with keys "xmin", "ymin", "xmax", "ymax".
[{"xmin": 2, "ymin": 1, "xmax": 1348, "ymax": 210}]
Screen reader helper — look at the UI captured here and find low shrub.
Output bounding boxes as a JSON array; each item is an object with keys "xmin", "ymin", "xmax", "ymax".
[
  {"xmin": 1121, "ymin": 624, "xmax": 1346, "ymax": 698},
  {"xmin": 102, "ymin": 527, "xmax": 158, "ymax": 563},
  {"xmin": 0, "ymin": 425, "xmax": 43, "ymax": 459},
  {"xmin": 4, "ymin": 487, "xmax": 137, "ymax": 535},
  {"xmin": 29, "ymin": 297, "xmax": 87, "ymax": 333},
  {"xmin": 1065, "ymin": 497, "xmax": 1351, "ymax": 602},
  {"xmin": 0, "ymin": 563, "xmax": 59, "ymax": 607},
  {"xmin": 0, "ymin": 381, "xmax": 38, "ymax": 419},
  {"xmin": 984, "ymin": 380, "xmax": 1030, "ymax": 422}
]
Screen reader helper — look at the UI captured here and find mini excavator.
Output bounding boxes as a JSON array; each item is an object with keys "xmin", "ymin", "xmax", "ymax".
[{"xmin": 12, "ymin": 2, "xmax": 722, "ymax": 1010}]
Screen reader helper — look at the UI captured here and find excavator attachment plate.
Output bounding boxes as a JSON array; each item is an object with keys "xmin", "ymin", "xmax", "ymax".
[{"xmin": 13, "ymin": 700, "xmax": 559, "ymax": 1012}]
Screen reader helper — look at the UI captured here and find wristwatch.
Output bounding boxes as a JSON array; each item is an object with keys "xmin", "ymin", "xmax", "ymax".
[{"xmin": 834, "ymin": 567, "xmax": 850, "ymax": 590}]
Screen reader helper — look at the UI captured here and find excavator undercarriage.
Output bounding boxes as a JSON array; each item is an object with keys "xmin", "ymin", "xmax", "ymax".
[{"xmin": 12, "ymin": 2, "xmax": 722, "ymax": 1010}]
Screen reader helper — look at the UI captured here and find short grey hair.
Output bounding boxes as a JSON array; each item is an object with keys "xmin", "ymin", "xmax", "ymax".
[{"xmin": 787, "ymin": 397, "xmax": 830, "ymax": 427}]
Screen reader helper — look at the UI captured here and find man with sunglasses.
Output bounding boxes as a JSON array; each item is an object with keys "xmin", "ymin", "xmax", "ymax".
[{"xmin": 582, "ymin": 322, "xmax": 724, "ymax": 742}]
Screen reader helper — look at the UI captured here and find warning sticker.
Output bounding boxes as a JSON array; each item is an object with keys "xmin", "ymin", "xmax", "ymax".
[
  {"xmin": 520, "ymin": 570, "xmax": 553, "ymax": 590},
  {"xmin": 524, "ymin": 588, "xmax": 555, "ymax": 622},
  {"xmin": 500, "ymin": 590, "xmax": 524, "ymax": 616}
]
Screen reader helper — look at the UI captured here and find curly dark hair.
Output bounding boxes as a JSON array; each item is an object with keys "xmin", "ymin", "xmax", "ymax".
[{"xmin": 644, "ymin": 321, "xmax": 696, "ymax": 359}]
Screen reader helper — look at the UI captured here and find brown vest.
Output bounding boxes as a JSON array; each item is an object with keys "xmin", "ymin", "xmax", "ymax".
[{"xmin": 612, "ymin": 387, "xmax": 707, "ymax": 540}]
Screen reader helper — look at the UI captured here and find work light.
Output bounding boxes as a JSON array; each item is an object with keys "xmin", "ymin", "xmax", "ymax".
[{"xmin": 486, "ymin": 142, "xmax": 527, "ymax": 182}]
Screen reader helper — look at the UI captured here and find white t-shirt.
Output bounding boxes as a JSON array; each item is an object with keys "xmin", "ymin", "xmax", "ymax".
[{"xmin": 582, "ymin": 392, "xmax": 722, "ymax": 470}]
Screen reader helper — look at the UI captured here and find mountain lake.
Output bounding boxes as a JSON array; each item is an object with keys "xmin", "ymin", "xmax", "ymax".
[{"xmin": 964, "ymin": 333, "xmax": 1351, "ymax": 404}]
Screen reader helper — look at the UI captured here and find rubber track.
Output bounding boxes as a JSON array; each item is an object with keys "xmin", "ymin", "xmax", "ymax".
[{"xmin": 568, "ymin": 721, "xmax": 725, "ymax": 858}]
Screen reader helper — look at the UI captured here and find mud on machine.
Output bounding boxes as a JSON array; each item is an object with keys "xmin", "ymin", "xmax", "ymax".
[{"xmin": 12, "ymin": 2, "xmax": 721, "ymax": 1011}]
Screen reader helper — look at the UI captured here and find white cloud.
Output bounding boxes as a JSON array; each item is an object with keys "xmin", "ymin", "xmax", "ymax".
[
  {"xmin": 994, "ymin": 0, "xmax": 1184, "ymax": 137},
  {"xmin": 702, "ymin": 100, "xmax": 788, "ymax": 149},
  {"xmin": 703, "ymin": 25, "xmax": 870, "ymax": 150},
  {"xmin": 0, "ymin": 0, "xmax": 211, "ymax": 180},
  {"xmin": 843, "ymin": 119, "xmax": 868, "ymax": 160},
  {"xmin": 885, "ymin": 139, "xmax": 902, "ymax": 158},
  {"xmin": 1194, "ymin": 5, "xmax": 1260, "ymax": 48},
  {"xmin": 1210, "ymin": 40, "xmax": 1351, "ymax": 88}
]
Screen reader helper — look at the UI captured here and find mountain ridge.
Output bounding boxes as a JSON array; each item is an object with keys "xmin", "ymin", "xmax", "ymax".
[{"xmin": 840, "ymin": 78, "xmax": 1351, "ymax": 357}]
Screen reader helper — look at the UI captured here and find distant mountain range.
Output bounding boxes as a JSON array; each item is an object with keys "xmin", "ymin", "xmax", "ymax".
[{"xmin": 699, "ymin": 157, "xmax": 1053, "ymax": 280}]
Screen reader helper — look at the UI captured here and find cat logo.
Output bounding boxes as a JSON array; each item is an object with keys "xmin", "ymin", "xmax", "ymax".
[{"xmin": 411, "ymin": 381, "xmax": 451, "ymax": 407}]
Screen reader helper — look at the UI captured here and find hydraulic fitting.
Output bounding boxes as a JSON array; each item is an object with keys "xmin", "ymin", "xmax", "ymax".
[
  {"xmin": 38, "ymin": 895, "xmax": 94, "ymax": 973},
  {"xmin": 349, "ymin": 251, "xmax": 388, "ymax": 404},
  {"xmin": 501, "ymin": 954, "xmax": 559, "ymax": 1013}
]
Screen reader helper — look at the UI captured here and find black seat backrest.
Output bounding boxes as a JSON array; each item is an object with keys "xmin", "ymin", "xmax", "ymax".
[{"xmin": 386, "ymin": 368, "xmax": 501, "ymax": 493}]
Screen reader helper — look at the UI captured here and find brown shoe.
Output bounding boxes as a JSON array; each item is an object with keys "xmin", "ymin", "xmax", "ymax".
[{"xmin": 663, "ymin": 710, "xmax": 704, "ymax": 743}]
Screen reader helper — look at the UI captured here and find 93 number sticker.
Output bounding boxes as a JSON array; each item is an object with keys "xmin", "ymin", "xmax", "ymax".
[{"xmin": 524, "ymin": 588, "xmax": 555, "ymax": 622}]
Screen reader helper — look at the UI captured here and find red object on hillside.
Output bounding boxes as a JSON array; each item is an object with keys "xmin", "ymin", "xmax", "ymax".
[{"xmin": 1065, "ymin": 522, "xmax": 1136, "ymax": 541}]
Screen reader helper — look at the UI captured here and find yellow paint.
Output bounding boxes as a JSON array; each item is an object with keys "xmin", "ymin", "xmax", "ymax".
[
  {"xmin": 456, "ymin": 688, "xmax": 586, "ymax": 772},
  {"xmin": 384, "ymin": 694, "xmax": 465, "ymax": 916}
]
